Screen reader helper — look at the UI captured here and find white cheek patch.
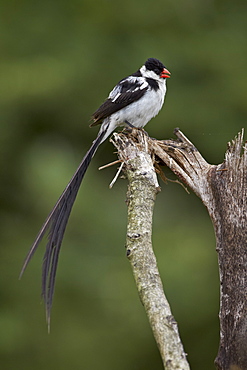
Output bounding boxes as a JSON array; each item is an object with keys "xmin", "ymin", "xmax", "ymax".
[{"xmin": 140, "ymin": 65, "xmax": 160, "ymax": 80}]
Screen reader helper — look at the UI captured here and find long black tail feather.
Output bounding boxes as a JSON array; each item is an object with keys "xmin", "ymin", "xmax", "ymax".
[{"xmin": 20, "ymin": 129, "xmax": 106, "ymax": 327}]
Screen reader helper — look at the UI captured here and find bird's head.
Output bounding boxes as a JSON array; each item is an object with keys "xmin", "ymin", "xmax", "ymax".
[{"xmin": 142, "ymin": 58, "xmax": 171, "ymax": 80}]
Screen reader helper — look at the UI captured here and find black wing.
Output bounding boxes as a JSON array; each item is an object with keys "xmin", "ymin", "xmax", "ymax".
[{"xmin": 90, "ymin": 75, "xmax": 149, "ymax": 126}]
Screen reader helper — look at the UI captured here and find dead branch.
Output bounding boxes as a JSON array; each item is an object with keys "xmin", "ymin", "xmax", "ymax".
[{"xmin": 111, "ymin": 127, "xmax": 247, "ymax": 370}]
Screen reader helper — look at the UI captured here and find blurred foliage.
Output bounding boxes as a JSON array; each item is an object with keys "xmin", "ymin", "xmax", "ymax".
[{"xmin": 1, "ymin": 0, "xmax": 247, "ymax": 369}]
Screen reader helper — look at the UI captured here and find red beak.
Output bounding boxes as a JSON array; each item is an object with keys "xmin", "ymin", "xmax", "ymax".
[{"xmin": 160, "ymin": 68, "xmax": 171, "ymax": 79}]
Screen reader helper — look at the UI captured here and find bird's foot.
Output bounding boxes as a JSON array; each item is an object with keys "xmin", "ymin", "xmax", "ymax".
[{"xmin": 124, "ymin": 120, "xmax": 135, "ymax": 128}]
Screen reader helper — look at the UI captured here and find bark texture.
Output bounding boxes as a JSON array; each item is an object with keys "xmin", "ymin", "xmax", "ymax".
[
  {"xmin": 111, "ymin": 128, "xmax": 247, "ymax": 370},
  {"xmin": 151, "ymin": 129, "xmax": 247, "ymax": 370}
]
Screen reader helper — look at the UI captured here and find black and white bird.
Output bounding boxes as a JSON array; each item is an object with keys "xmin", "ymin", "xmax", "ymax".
[{"xmin": 20, "ymin": 57, "xmax": 171, "ymax": 326}]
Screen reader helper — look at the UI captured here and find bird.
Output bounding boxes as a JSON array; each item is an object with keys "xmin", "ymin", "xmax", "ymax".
[{"xmin": 20, "ymin": 57, "xmax": 171, "ymax": 327}]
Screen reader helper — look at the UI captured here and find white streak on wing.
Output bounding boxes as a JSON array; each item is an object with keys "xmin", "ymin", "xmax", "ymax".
[
  {"xmin": 140, "ymin": 81, "xmax": 148, "ymax": 89},
  {"xmin": 109, "ymin": 76, "xmax": 148, "ymax": 102},
  {"xmin": 108, "ymin": 85, "xmax": 121, "ymax": 100},
  {"xmin": 111, "ymin": 92, "xmax": 121, "ymax": 102}
]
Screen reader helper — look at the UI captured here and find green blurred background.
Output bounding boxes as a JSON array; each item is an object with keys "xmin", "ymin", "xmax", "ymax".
[{"xmin": 1, "ymin": 0, "xmax": 247, "ymax": 369}]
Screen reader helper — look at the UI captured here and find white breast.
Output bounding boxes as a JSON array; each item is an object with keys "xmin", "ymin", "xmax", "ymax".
[{"xmin": 111, "ymin": 80, "xmax": 167, "ymax": 129}]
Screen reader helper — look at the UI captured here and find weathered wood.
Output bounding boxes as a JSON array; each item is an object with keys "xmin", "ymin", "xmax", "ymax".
[
  {"xmin": 112, "ymin": 128, "xmax": 247, "ymax": 370},
  {"xmin": 152, "ymin": 129, "xmax": 247, "ymax": 370}
]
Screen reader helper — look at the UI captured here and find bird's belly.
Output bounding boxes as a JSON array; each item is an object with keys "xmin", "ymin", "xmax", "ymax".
[{"xmin": 112, "ymin": 88, "xmax": 165, "ymax": 129}]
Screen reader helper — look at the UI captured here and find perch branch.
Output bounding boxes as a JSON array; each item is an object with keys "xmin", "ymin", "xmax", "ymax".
[{"xmin": 111, "ymin": 130, "xmax": 190, "ymax": 370}]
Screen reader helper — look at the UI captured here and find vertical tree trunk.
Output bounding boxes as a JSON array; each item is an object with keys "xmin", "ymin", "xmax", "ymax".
[
  {"xmin": 152, "ymin": 129, "xmax": 247, "ymax": 370},
  {"xmin": 210, "ymin": 136, "xmax": 247, "ymax": 370}
]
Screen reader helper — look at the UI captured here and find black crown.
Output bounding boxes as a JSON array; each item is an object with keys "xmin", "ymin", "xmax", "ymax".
[{"xmin": 145, "ymin": 58, "xmax": 165, "ymax": 75}]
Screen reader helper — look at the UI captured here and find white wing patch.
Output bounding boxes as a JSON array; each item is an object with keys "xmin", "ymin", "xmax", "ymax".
[
  {"xmin": 108, "ymin": 85, "xmax": 121, "ymax": 100},
  {"xmin": 111, "ymin": 92, "xmax": 121, "ymax": 102}
]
